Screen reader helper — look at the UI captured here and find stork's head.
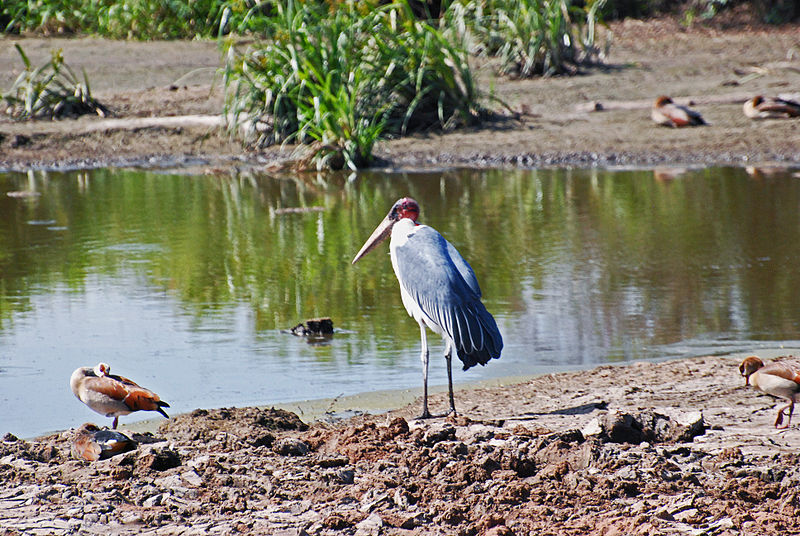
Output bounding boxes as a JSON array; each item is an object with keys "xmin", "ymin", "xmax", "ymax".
[
  {"xmin": 739, "ymin": 356, "xmax": 764, "ymax": 386},
  {"xmin": 352, "ymin": 197, "xmax": 419, "ymax": 264}
]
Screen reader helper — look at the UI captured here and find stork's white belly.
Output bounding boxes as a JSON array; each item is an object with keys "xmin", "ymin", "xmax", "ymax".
[{"xmin": 389, "ymin": 219, "xmax": 443, "ymax": 337}]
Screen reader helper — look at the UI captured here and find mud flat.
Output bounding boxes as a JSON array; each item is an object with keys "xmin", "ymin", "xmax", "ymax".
[
  {"xmin": 3, "ymin": 351, "xmax": 800, "ymax": 535},
  {"xmin": 1, "ymin": 20, "xmax": 799, "ymax": 172}
]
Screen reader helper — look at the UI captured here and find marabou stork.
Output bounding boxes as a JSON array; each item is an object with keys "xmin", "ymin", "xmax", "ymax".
[{"xmin": 352, "ymin": 197, "xmax": 503, "ymax": 418}]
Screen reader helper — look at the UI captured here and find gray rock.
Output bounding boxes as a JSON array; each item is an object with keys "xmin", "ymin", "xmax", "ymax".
[
  {"xmin": 590, "ymin": 409, "xmax": 705, "ymax": 444},
  {"xmin": 142, "ymin": 493, "xmax": 163, "ymax": 508},
  {"xmin": 273, "ymin": 437, "xmax": 309, "ymax": 456},
  {"xmin": 335, "ymin": 468, "xmax": 355, "ymax": 484},
  {"xmin": 355, "ymin": 512, "xmax": 384, "ymax": 536},
  {"xmin": 421, "ymin": 423, "xmax": 456, "ymax": 446}
]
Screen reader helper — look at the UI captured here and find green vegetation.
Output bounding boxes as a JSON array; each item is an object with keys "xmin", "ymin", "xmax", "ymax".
[
  {"xmin": 2, "ymin": 45, "xmax": 109, "ymax": 121},
  {"xmin": 0, "ymin": 0, "xmax": 258, "ymax": 39},
  {"xmin": 2, "ymin": 0, "xmax": 607, "ymax": 168},
  {"xmin": 2, "ymin": 0, "xmax": 794, "ymax": 39},
  {"xmin": 223, "ymin": 0, "xmax": 607, "ymax": 169},
  {"xmin": 223, "ymin": 0, "xmax": 483, "ymax": 170},
  {"xmin": 446, "ymin": 0, "xmax": 605, "ymax": 77}
]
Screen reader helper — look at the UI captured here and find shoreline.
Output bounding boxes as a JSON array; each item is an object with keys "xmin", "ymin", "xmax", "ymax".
[
  {"xmin": 52, "ymin": 345, "xmax": 800, "ymax": 439},
  {"xmin": 5, "ymin": 349, "xmax": 800, "ymax": 535}
]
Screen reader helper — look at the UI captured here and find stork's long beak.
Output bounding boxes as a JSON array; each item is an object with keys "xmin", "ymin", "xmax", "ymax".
[{"xmin": 352, "ymin": 216, "xmax": 395, "ymax": 264}]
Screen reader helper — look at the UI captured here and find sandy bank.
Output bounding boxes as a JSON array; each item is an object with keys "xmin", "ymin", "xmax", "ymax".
[{"xmin": 4, "ymin": 349, "xmax": 800, "ymax": 535}]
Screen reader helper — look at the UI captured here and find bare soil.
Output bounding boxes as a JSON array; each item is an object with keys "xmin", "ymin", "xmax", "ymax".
[
  {"xmin": 1, "ymin": 19, "xmax": 799, "ymax": 172},
  {"xmin": 4, "ymin": 352, "xmax": 800, "ymax": 535}
]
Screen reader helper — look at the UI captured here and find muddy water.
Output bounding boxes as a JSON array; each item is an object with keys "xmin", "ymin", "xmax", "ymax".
[{"xmin": 2, "ymin": 165, "xmax": 799, "ymax": 437}]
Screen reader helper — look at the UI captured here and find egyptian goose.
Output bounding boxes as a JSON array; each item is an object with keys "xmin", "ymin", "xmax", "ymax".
[
  {"xmin": 739, "ymin": 356, "xmax": 800, "ymax": 429},
  {"xmin": 70, "ymin": 363, "xmax": 170, "ymax": 428},
  {"xmin": 651, "ymin": 96, "xmax": 707, "ymax": 127},
  {"xmin": 71, "ymin": 422, "xmax": 137, "ymax": 461},
  {"xmin": 743, "ymin": 95, "xmax": 800, "ymax": 119}
]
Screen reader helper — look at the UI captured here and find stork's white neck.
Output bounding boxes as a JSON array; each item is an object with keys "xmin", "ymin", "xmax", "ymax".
[{"xmin": 390, "ymin": 218, "xmax": 421, "ymax": 249}]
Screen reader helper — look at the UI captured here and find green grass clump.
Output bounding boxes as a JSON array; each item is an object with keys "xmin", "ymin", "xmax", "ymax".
[
  {"xmin": 2, "ymin": 45, "xmax": 110, "ymax": 121},
  {"xmin": 445, "ymin": 0, "xmax": 606, "ymax": 77},
  {"xmin": 0, "ymin": 0, "xmax": 268, "ymax": 39},
  {"xmin": 223, "ymin": 0, "xmax": 483, "ymax": 170}
]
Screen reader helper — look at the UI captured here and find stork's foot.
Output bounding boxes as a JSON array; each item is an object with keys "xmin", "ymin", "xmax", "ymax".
[
  {"xmin": 415, "ymin": 409, "xmax": 458, "ymax": 419},
  {"xmin": 415, "ymin": 409, "xmax": 434, "ymax": 420}
]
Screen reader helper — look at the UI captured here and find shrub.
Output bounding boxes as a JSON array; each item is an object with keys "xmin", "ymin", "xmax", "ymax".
[
  {"xmin": 0, "ymin": 0, "xmax": 266, "ymax": 39},
  {"xmin": 2, "ymin": 45, "xmax": 110, "ymax": 121},
  {"xmin": 223, "ymin": 0, "xmax": 483, "ymax": 169},
  {"xmin": 444, "ymin": 0, "xmax": 606, "ymax": 77}
]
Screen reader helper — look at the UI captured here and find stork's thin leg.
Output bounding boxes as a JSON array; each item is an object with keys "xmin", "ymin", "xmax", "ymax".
[
  {"xmin": 112, "ymin": 417, "xmax": 119, "ymax": 429},
  {"xmin": 445, "ymin": 342, "xmax": 457, "ymax": 416},
  {"xmin": 417, "ymin": 324, "xmax": 432, "ymax": 419}
]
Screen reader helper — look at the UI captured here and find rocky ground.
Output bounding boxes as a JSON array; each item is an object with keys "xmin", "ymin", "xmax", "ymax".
[
  {"xmin": 3, "ymin": 353, "xmax": 800, "ymax": 535},
  {"xmin": 1, "ymin": 19, "xmax": 799, "ymax": 172}
]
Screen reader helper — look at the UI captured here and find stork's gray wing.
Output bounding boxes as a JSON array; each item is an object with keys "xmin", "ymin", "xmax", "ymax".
[
  {"xmin": 394, "ymin": 226, "xmax": 503, "ymax": 369},
  {"xmin": 446, "ymin": 239, "xmax": 481, "ymax": 298}
]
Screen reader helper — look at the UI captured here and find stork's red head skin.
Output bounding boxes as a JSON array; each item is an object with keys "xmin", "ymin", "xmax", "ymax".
[{"xmin": 391, "ymin": 197, "xmax": 420, "ymax": 222}]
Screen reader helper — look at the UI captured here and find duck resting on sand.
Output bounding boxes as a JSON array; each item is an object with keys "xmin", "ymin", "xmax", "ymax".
[
  {"xmin": 651, "ymin": 95, "xmax": 707, "ymax": 127},
  {"xmin": 743, "ymin": 95, "xmax": 800, "ymax": 119},
  {"xmin": 71, "ymin": 422, "xmax": 137, "ymax": 461}
]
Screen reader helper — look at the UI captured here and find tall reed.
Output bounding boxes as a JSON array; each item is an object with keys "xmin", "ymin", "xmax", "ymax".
[
  {"xmin": 1, "ymin": 0, "xmax": 264, "ymax": 39},
  {"xmin": 3, "ymin": 45, "xmax": 109, "ymax": 121},
  {"xmin": 445, "ymin": 0, "xmax": 605, "ymax": 77},
  {"xmin": 223, "ymin": 0, "xmax": 483, "ymax": 170}
]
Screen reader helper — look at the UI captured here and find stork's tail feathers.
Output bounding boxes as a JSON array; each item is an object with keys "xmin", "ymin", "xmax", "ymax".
[{"xmin": 454, "ymin": 303, "xmax": 503, "ymax": 370}]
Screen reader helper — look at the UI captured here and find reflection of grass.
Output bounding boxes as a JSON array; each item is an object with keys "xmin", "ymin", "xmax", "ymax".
[{"xmin": 2, "ymin": 45, "xmax": 109, "ymax": 121}]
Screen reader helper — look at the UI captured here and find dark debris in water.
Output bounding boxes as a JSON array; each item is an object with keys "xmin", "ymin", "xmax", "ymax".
[{"xmin": 289, "ymin": 317, "xmax": 334, "ymax": 336}]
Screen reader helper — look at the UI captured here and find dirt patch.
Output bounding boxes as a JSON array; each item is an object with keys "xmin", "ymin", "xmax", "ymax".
[
  {"xmin": 1, "ymin": 19, "xmax": 799, "ymax": 172},
  {"xmin": 3, "ymin": 353, "xmax": 800, "ymax": 535}
]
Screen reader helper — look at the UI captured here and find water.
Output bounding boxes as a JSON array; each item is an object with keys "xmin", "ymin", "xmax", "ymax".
[{"xmin": 2, "ymin": 165, "xmax": 800, "ymax": 437}]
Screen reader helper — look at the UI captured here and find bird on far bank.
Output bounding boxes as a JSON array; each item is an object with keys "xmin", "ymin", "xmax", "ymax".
[
  {"xmin": 352, "ymin": 197, "xmax": 503, "ymax": 419},
  {"xmin": 651, "ymin": 96, "xmax": 707, "ymax": 127},
  {"xmin": 70, "ymin": 363, "xmax": 170, "ymax": 429},
  {"xmin": 743, "ymin": 95, "xmax": 800, "ymax": 119},
  {"xmin": 71, "ymin": 422, "xmax": 137, "ymax": 461},
  {"xmin": 739, "ymin": 356, "xmax": 800, "ymax": 429}
]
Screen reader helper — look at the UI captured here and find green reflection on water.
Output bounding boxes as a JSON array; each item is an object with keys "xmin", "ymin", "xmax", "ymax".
[{"xmin": 2, "ymin": 165, "xmax": 800, "ymax": 359}]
